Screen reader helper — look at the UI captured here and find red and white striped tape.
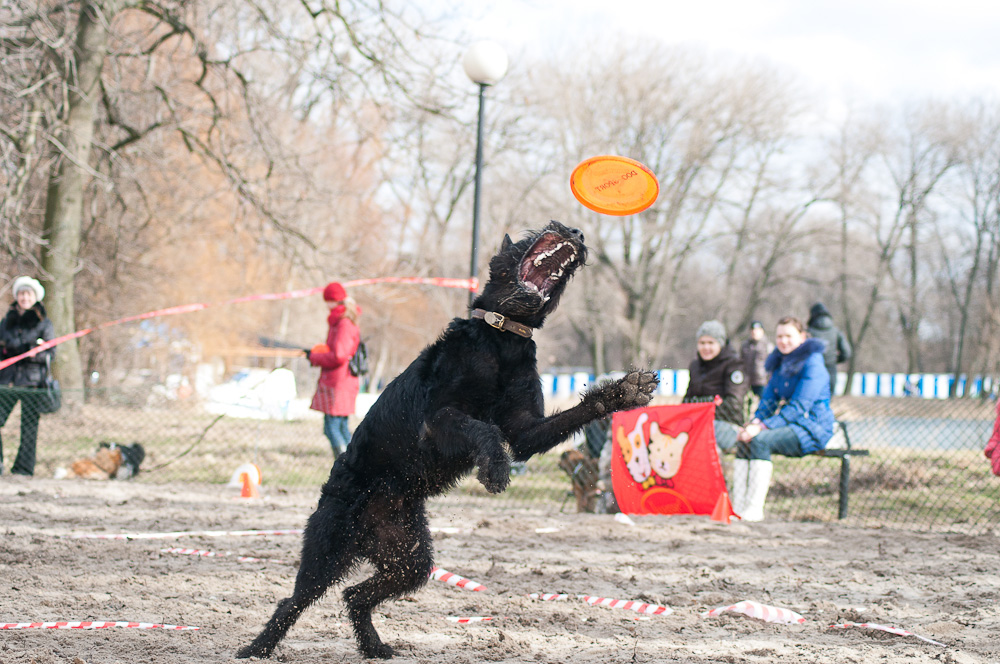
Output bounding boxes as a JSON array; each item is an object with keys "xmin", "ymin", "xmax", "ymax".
[
  {"xmin": 445, "ymin": 616, "xmax": 493, "ymax": 624},
  {"xmin": 527, "ymin": 593, "xmax": 671, "ymax": 615},
  {"xmin": 429, "ymin": 566, "xmax": 486, "ymax": 592},
  {"xmin": 0, "ymin": 621, "xmax": 198, "ymax": 630},
  {"xmin": 0, "ymin": 276, "xmax": 478, "ymax": 372},
  {"xmin": 160, "ymin": 547, "xmax": 294, "ymax": 565},
  {"xmin": 580, "ymin": 595, "xmax": 673, "ymax": 616},
  {"xmin": 702, "ymin": 600, "xmax": 805, "ymax": 625},
  {"xmin": 69, "ymin": 528, "xmax": 303, "ymax": 540},
  {"xmin": 829, "ymin": 622, "xmax": 946, "ymax": 646}
]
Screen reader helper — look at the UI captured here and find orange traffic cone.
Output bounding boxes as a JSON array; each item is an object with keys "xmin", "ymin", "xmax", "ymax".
[
  {"xmin": 239, "ymin": 472, "xmax": 260, "ymax": 499},
  {"xmin": 710, "ymin": 491, "xmax": 734, "ymax": 524}
]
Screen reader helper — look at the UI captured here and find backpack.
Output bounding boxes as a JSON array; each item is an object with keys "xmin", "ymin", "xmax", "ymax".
[{"xmin": 348, "ymin": 340, "xmax": 369, "ymax": 377}]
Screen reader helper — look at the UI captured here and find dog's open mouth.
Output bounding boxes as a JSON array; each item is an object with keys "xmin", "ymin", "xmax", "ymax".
[{"xmin": 518, "ymin": 232, "xmax": 580, "ymax": 301}]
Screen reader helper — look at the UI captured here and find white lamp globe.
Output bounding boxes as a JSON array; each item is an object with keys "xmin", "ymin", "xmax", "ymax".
[{"xmin": 462, "ymin": 41, "xmax": 509, "ymax": 86}]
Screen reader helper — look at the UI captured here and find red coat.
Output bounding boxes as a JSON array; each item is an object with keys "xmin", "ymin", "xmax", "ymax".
[
  {"xmin": 309, "ymin": 310, "xmax": 360, "ymax": 417},
  {"xmin": 986, "ymin": 400, "xmax": 1000, "ymax": 477}
]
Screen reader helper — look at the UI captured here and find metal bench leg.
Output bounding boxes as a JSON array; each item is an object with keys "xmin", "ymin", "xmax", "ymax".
[{"xmin": 838, "ymin": 454, "xmax": 851, "ymax": 519}]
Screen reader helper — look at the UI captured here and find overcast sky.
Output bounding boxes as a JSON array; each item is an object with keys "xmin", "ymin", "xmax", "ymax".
[{"xmin": 448, "ymin": 0, "xmax": 1000, "ymax": 112}]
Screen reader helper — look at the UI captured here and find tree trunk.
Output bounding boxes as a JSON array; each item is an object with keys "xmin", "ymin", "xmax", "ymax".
[{"xmin": 40, "ymin": 1, "xmax": 113, "ymax": 396}]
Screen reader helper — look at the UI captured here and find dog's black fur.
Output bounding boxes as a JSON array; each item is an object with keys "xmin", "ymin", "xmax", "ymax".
[{"xmin": 236, "ymin": 221, "xmax": 658, "ymax": 660}]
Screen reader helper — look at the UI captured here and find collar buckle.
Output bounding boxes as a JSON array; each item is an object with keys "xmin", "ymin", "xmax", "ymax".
[{"xmin": 483, "ymin": 311, "xmax": 506, "ymax": 330}]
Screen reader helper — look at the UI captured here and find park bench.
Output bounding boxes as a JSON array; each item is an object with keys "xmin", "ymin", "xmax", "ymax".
[
  {"xmin": 812, "ymin": 420, "xmax": 869, "ymax": 519},
  {"xmin": 557, "ymin": 415, "xmax": 869, "ymax": 519}
]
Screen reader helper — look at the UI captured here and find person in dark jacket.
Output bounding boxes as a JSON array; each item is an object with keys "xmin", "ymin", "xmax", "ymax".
[
  {"xmin": 0, "ymin": 277, "xmax": 56, "ymax": 476},
  {"xmin": 306, "ymin": 282, "xmax": 361, "ymax": 459},
  {"xmin": 806, "ymin": 302, "xmax": 851, "ymax": 395},
  {"xmin": 732, "ymin": 316, "xmax": 834, "ymax": 521},
  {"xmin": 682, "ymin": 320, "xmax": 748, "ymax": 453},
  {"xmin": 740, "ymin": 320, "xmax": 771, "ymax": 398}
]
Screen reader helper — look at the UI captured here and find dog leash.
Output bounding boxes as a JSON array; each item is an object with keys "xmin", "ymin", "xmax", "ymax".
[{"xmin": 470, "ymin": 309, "xmax": 533, "ymax": 338}]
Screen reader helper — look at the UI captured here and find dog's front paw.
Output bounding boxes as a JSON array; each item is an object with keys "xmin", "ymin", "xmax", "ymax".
[{"xmin": 587, "ymin": 369, "xmax": 659, "ymax": 414}]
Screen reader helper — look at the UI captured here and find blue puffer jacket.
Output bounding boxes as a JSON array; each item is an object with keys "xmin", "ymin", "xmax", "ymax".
[{"xmin": 755, "ymin": 338, "xmax": 834, "ymax": 453}]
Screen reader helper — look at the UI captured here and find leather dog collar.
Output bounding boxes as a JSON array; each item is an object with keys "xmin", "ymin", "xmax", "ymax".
[{"xmin": 470, "ymin": 308, "xmax": 533, "ymax": 338}]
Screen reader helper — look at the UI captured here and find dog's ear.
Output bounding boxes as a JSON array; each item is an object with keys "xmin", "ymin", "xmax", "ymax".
[{"xmin": 500, "ymin": 234, "xmax": 513, "ymax": 253}]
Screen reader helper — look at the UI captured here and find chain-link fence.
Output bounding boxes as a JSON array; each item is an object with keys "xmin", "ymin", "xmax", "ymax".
[{"xmin": 2, "ymin": 384, "xmax": 998, "ymax": 534}]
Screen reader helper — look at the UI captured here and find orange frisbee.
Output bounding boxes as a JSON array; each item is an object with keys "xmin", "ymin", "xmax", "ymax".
[{"xmin": 570, "ymin": 155, "xmax": 659, "ymax": 216}]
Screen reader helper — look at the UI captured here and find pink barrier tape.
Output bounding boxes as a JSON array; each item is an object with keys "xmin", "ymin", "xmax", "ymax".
[
  {"xmin": 0, "ymin": 276, "xmax": 478, "ymax": 371},
  {"xmin": 429, "ymin": 566, "xmax": 487, "ymax": 592},
  {"xmin": 527, "ymin": 593, "xmax": 672, "ymax": 615},
  {"xmin": 580, "ymin": 595, "xmax": 673, "ymax": 616},
  {"xmin": 702, "ymin": 600, "xmax": 805, "ymax": 625},
  {"xmin": 160, "ymin": 547, "xmax": 294, "ymax": 565},
  {"xmin": 829, "ymin": 622, "xmax": 946, "ymax": 646},
  {"xmin": 445, "ymin": 617, "xmax": 493, "ymax": 624},
  {"xmin": 0, "ymin": 621, "xmax": 199, "ymax": 630},
  {"xmin": 68, "ymin": 528, "xmax": 304, "ymax": 540}
]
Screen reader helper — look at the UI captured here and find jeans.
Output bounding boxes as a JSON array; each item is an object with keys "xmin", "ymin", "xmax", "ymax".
[
  {"xmin": 323, "ymin": 415, "xmax": 351, "ymax": 459},
  {"xmin": 0, "ymin": 387, "xmax": 42, "ymax": 475},
  {"xmin": 736, "ymin": 426, "xmax": 803, "ymax": 461},
  {"xmin": 713, "ymin": 420, "xmax": 739, "ymax": 453}
]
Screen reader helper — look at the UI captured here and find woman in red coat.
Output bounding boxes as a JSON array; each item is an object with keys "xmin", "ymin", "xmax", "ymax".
[
  {"xmin": 986, "ymin": 399, "xmax": 1000, "ymax": 477},
  {"xmin": 308, "ymin": 282, "xmax": 360, "ymax": 459}
]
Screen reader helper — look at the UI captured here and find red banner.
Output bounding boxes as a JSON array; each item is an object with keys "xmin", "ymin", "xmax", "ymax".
[{"xmin": 611, "ymin": 403, "xmax": 728, "ymax": 516}]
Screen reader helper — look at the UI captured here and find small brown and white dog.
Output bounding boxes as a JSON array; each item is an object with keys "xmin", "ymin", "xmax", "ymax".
[{"xmin": 54, "ymin": 442, "xmax": 145, "ymax": 480}]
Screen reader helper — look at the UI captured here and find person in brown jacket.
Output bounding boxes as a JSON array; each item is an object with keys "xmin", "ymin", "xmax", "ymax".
[
  {"xmin": 740, "ymin": 320, "xmax": 772, "ymax": 398},
  {"xmin": 682, "ymin": 320, "xmax": 749, "ymax": 454}
]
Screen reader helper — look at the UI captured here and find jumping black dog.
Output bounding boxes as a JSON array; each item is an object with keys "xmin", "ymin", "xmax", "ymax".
[{"xmin": 237, "ymin": 221, "xmax": 658, "ymax": 660}]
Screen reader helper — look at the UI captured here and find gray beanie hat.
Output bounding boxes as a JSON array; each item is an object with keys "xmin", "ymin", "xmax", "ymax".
[{"xmin": 696, "ymin": 320, "xmax": 727, "ymax": 346}]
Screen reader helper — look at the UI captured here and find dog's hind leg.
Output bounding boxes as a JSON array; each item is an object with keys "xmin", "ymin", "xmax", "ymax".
[
  {"xmin": 345, "ymin": 498, "xmax": 433, "ymax": 659},
  {"xmin": 236, "ymin": 496, "xmax": 358, "ymax": 659}
]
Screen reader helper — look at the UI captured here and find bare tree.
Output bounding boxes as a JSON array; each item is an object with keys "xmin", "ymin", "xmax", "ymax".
[
  {"xmin": 933, "ymin": 101, "xmax": 1000, "ymax": 395},
  {"xmin": 516, "ymin": 42, "xmax": 804, "ymax": 367},
  {"xmin": 1, "ymin": 0, "xmax": 441, "ymax": 391}
]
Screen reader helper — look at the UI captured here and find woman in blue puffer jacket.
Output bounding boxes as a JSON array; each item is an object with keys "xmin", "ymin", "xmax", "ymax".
[{"xmin": 732, "ymin": 315, "xmax": 834, "ymax": 521}]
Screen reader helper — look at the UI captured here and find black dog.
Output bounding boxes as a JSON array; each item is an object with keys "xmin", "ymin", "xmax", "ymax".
[{"xmin": 237, "ymin": 221, "xmax": 658, "ymax": 660}]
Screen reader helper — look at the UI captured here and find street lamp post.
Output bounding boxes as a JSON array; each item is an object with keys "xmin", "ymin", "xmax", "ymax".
[{"xmin": 463, "ymin": 41, "xmax": 508, "ymax": 307}]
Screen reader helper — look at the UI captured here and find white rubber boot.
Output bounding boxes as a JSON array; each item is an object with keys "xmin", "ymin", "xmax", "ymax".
[
  {"xmin": 741, "ymin": 459, "xmax": 773, "ymax": 522},
  {"xmin": 730, "ymin": 459, "xmax": 750, "ymax": 518}
]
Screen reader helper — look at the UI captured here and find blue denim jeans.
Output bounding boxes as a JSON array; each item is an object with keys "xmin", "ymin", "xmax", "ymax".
[
  {"xmin": 713, "ymin": 420, "xmax": 739, "ymax": 454},
  {"xmin": 736, "ymin": 426, "xmax": 803, "ymax": 461},
  {"xmin": 323, "ymin": 415, "xmax": 351, "ymax": 459}
]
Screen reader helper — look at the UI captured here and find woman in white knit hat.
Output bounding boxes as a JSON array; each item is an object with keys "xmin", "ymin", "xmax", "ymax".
[{"xmin": 0, "ymin": 276, "xmax": 56, "ymax": 476}]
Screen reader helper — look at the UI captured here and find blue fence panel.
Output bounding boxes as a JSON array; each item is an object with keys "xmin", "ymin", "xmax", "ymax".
[{"xmin": 538, "ymin": 370, "xmax": 994, "ymax": 399}]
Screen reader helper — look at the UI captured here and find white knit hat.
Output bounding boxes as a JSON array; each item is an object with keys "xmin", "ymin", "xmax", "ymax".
[{"xmin": 11, "ymin": 276, "xmax": 44, "ymax": 302}]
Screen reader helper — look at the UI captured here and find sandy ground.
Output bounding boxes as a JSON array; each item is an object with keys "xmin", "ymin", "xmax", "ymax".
[{"xmin": 0, "ymin": 477, "xmax": 997, "ymax": 664}]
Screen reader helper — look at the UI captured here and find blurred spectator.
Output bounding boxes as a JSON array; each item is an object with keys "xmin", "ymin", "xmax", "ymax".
[
  {"xmin": 682, "ymin": 320, "xmax": 748, "ymax": 455},
  {"xmin": 734, "ymin": 316, "xmax": 834, "ymax": 521},
  {"xmin": 806, "ymin": 302, "xmax": 852, "ymax": 395},
  {"xmin": 740, "ymin": 320, "xmax": 772, "ymax": 399},
  {"xmin": 0, "ymin": 277, "xmax": 56, "ymax": 476},
  {"xmin": 985, "ymin": 399, "xmax": 1000, "ymax": 477},
  {"xmin": 307, "ymin": 282, "xmax": 361, "ymax": 460}
]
